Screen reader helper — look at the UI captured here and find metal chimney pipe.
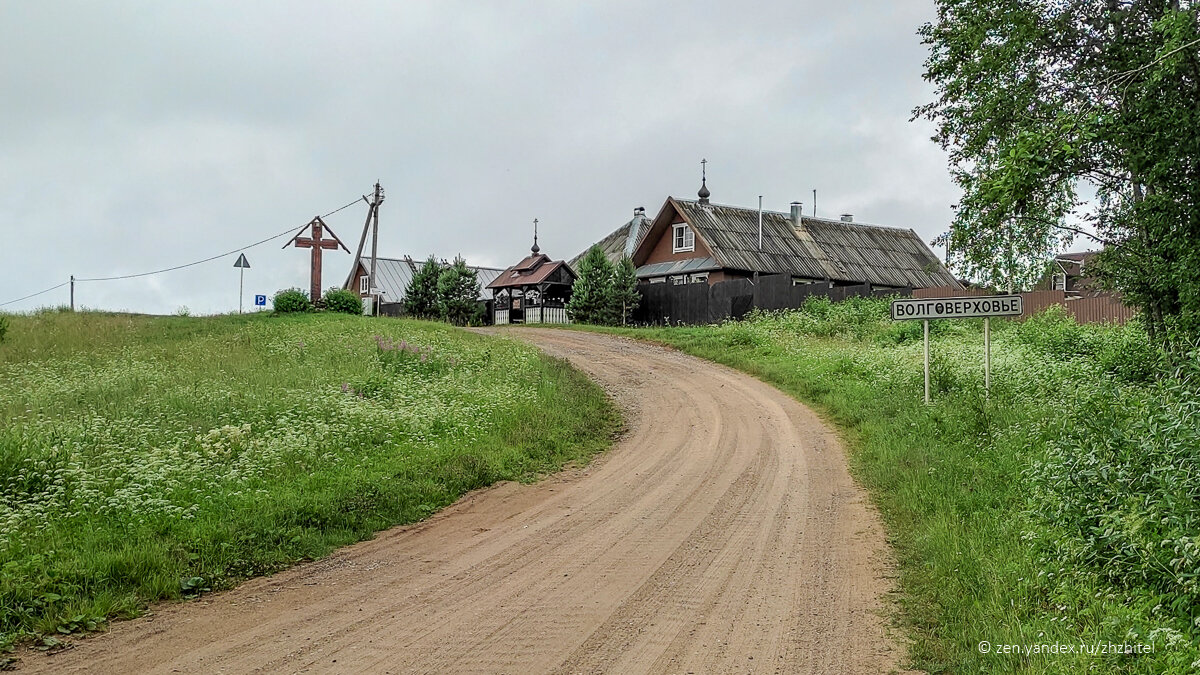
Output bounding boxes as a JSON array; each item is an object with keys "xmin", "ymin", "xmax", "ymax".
[
  {"xmin": 757, "ymin": 196, "xmax": 763, "ymax": 250},
  {"xmin": 790, "ymin": 202, "xmax": 803, "ymax": 228}
]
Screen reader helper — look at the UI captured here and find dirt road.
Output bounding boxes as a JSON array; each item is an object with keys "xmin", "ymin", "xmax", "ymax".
[{"xmin": 27, "ymin": 329, "xmax": 906, "ymax": 674}]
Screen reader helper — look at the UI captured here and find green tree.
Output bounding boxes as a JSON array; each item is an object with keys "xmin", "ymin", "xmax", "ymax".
[
  {"xmin": 567, "ymin": 246, "xmax": 615, "ymax": 325},
  {"xmin": 403, "ymin": 256, "xmax": 442, "ymax": 319},
  {"xmin": 610, "ymin": 256, "xmax": 641, "ymax": 326},
  {"xmin": 916, "ymin": 0, "xmax": 1200, "ymax": 349},
  {"xmin": 437, "ymin": 257, "xmax": 483, "ymax": 326}
]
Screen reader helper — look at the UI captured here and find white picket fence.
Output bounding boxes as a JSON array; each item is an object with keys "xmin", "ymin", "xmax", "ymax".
[
  {"xmin": 492, "ymin": 305, "xmax": 569, "ymax": 325},
  {"xmin": 525, "ymin": 306, "xmax": 569, "ymax": 324}
]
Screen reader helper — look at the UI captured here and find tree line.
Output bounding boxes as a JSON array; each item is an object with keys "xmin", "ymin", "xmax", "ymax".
[{"xmin": 402, "ymin": 256, "xmax": 484, "ymax": 326}]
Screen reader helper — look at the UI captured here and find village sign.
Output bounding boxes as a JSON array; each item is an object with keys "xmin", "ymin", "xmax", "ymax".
[{"xmin": 891, "ymin": 295, "xmax": 1023, "ymax": 404}]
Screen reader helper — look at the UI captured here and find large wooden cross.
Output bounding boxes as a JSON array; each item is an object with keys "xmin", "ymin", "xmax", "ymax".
[{"xmin": 285, "ymin": 216, "xmax": 349, "ymax": 303}]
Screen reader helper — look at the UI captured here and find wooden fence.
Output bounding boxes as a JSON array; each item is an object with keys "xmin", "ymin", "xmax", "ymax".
[
  {"xmin": 914, "ymin": 286, "xmax": 1135, "ymax": 324},
  {"xmin": 632, "ymin": 275, "xmax": 911, "ymax": 325}
]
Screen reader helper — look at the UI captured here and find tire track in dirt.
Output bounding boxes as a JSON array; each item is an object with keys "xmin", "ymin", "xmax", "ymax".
[{"xmin": 24, "ymin": 329, "xmax": 909, "ymax": 674}]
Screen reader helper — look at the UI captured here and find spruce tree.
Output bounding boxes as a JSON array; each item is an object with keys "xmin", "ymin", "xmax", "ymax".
[
  {"xmin": 437, "ymin": 257, "xmax": 483, "ymax": 326},
  {"xmin": 610, "ymin": 256, "xmax": 641, "ymax": 326},
  {"xmin": 403, "ymin": 256, "xmax": 441, "ymax": 319},
  {"xmin": 567, "ymin": 245, "xmax": 615, "ymax": 325}
]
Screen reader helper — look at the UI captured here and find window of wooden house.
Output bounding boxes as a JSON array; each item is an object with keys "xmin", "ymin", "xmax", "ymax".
[
  {"xmin": 672, "ymin": 224, "xmax": 695, "ymax": 253},
  {"xmin": 648, "ymin": 277, "xmax": 666, "ymax": 284},
  {"xmin": 670, "ymin": 275, "xmax": 687, "ymax": 285},
  {"xmin": 690, "ymin": 273, "xmax": 709, "ymax": 284},
  {"xmin": 1053, "ymin": 272, "xmax": 1067, "ymax": 291},
  {"xmin": 359, "ymin": 274, "xmax": 370, "ymax": 294}
]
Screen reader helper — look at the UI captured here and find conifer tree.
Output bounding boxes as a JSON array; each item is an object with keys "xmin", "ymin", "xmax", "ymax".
[
  {"xmin": 403, "ymin": 256, "xmax": 441, "ymax": 319},
  {"xmin": 610, "ymin": 256, "xmax": 641, "ymax": 326},
  {"xmin": 567, "ymin": 246, "xmax": 615, "ymax": 325},
  {"xmin": 437, "ymin": 257, "xmax": 483, "ymax": 326}
]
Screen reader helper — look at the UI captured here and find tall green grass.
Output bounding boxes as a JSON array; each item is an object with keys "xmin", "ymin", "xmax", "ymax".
[
  {"xmin": 587, "ymin": 297, "xmax": 1198, "ymax": 674},
  {"xmin": 0, "ymin": 310, "xmax": 618, "ymax": 649}
]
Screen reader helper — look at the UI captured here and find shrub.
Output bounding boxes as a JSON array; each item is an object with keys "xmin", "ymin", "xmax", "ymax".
[
  {"xmin": 0, "ymin": 315, "xmax": 8, "ymax": 343},
  {"xmin": 272, "ymin": 289, "xmax": 312, "ymax": 314},
  {"xmin": 323, "ymin": 288, "xmax": 363, "ymax": 315}
]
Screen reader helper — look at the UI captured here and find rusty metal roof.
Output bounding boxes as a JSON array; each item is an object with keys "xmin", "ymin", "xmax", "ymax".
[{"xmin": 664, "ymin": 199, "xmax": 959, "ymax": 289}]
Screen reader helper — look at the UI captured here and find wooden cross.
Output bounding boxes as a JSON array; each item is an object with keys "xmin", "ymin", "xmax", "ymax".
[{"xmin": 285, "ymin": 216, "xmax": 349, "ymax": 303}]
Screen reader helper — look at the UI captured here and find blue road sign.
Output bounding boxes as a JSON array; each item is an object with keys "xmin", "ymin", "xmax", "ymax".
[{"xmin": 255, "ymin": 295, "xmax": 267, "ymax": 306}]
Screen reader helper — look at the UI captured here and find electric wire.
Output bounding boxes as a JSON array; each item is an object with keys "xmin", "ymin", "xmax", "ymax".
[
  {"xmin": 0, "ymin": 282, "xmax": 70, "ymax": 308},
  {"xmin": 0, "ymin": 196, "xmax": 368, "ymax": 306}
]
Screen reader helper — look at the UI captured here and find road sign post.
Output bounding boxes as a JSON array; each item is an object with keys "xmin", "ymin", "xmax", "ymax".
[
  {"xmin": 233, "ymin": 254, "xmax": 251, "ymax": 314},
  {"xmin": 923, "ymin": 319, "xmax": 930, "ymax": 404},
  {"xmin": 891, "ymin": 295, "xmax": 1022, "ymax": 403}
]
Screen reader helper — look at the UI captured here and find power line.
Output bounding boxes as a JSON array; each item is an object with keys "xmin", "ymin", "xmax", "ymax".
[
  {"xmin": 0, "ymin": 282, "xmax": 69, "ymax": 308},
  {"xmin": 0, "ymin": 196, "xmax": 368, "ymax": 306}
]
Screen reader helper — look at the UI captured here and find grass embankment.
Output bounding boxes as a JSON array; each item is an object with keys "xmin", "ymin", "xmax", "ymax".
[
  {"xmin": 587, "ymin": 299, "xmax": 1198, "ymax": 674},
  {"xmin": 0, "ymin": 310, "xmax": 617, "ymax": 650}
]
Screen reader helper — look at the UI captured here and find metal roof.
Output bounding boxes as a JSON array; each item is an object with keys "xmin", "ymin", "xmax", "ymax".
[
  {"xmin": 570, "ymin": 211, "xmax": 653, "ymax": 270},
  {"xmin": 351, "ymin": 257, "xmax": 502, "ymax": 302},
  {"xmin": 655, "ymin": 199, "xmax": 959, "ymax": 289},
  {"xmin": 635, "ymin": 257, "xmax": 721, "ymax": 278}
]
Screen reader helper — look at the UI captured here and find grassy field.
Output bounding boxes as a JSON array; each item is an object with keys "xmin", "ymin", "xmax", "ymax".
[
  {"xmin": 582, "ymin": 299, "xmax": 1199, "ymax": 674},
  {"xmin": 0, "ymin": 310, "xmax": 618, "ymax": 652}
]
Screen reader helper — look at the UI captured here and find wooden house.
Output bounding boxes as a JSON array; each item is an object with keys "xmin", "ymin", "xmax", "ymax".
[
  {"xmin": 629, "ymin": 187, "xmax": 959, "ymax": 291},
  {"xmin": 487, "ymin": 237, "xmax": 576, "ymax": 325},
  {"xmin": 1034, "ymin": 251, "xmax": 1100, "ymax": 293}
]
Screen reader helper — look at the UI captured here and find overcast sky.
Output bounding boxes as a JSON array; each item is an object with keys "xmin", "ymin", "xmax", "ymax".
[{"xmin": 3, "ymin": 0, "xmax": 968, "ymax": 315}]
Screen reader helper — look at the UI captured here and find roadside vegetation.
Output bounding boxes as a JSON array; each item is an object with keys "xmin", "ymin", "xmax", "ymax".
[
  {"xmin": 0, "ymin": 310, "xmax": 617, "ymax": 652},
  {"xmin": 594, "ymin": 297, "xmax": 1198, "ymax": 674}
]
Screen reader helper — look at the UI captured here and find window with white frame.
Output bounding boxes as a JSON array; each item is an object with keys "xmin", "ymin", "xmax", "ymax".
[
  {"xmin": 672, "ymin": 224, "xmax": 694, "ymax": 253},
  {"xmin": 670, "ymin": 275, "xmax": 687, "ymax": 285},
  {"xmin": 359, "ymin": 274, "xmax": 370, "ymax": 294},
  {"xmin": 1052, "ymin": 272, "xmax": 1067, "ymax": 291},
  {"xmin": 648, "ymin": 277, "xmax": 666, "ymax": 284},
  {"xmin": 690, "ymin": 273, "xmax": 709, "ymax": 284}
]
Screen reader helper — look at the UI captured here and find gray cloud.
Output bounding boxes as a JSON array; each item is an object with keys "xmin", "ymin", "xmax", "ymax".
[{"xmin": 1, "ymin": 0, "xmax": 961, "ymax": 314}]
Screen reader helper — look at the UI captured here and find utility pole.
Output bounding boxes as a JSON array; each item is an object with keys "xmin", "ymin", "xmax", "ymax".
[
  {"xmin": 70, "ymin": 275, "xmax": 75, "ymax": 311},
  {"xmin": 370, "ymin": 181, "xmax": 382, "ymax": 309}
]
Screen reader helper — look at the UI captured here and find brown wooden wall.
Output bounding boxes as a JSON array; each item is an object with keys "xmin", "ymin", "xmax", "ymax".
[{"xmin": 914, "ymin": 286, "xmax": 1135, "ymax": 324}]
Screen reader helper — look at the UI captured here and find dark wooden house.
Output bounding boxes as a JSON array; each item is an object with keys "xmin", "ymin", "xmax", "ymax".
[
  {"xmin": 487, "ymin": 237, "xmax": 576, "ymax": 325},
  {"xmin": 629, "ymin": 189, "xmax": 959, "ymax": 291}
]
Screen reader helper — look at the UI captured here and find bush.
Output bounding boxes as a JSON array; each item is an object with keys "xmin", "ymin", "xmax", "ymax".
[
  {"xmin": 0, "ymin": 315, "xmax": 8, "ymax": 343},
  {"xmin": 323, "ymin": 288, "xmax": 363, "ymax": 315},
  {"xmin": 272, "ymin": 289, "xmax": 312, "ymax": 314}
]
